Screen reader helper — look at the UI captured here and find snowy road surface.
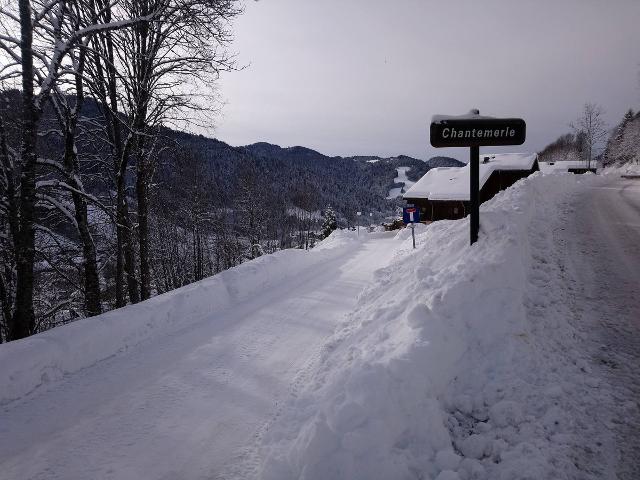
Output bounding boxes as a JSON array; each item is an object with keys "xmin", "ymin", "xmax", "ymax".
[
  {"xmin": 0, "ymin": 233, "xmax": 398, "ymax": 480},
  {"xmin": 560, "ymin": 176, "xmax": 640, "ymax": 479}
]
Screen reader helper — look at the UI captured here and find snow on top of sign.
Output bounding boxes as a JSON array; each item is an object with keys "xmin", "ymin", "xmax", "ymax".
[
  {"xmin": 431, "ymin": 110, "xmax": 497, "ymax": 124},
  {"xmin": 403, "ymin": 153, "xmax": 537, "ymax": 201}
]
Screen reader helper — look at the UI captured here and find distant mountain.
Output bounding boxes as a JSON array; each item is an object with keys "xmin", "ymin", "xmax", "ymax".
[
  {"xmin": 240, "ymin": 142, "xmax": 334, "ymax": 163},
  {"xmin": 1, "ymin": 88, "xmax": 421, "ymax": 219},
  {"xmin": 346, "ymin": 153, "xmax": 425, "ymax": 169},
  {"xmin": 405, "ymin": 156, "xmax": 464, "ymax": 181},
  {"xmin": 426, "ymin": 156, "xmax": 464, "ymax": 168},
  {"xmin": 153, "ymin": 136, "xmax": 419, "ymax": 219}
]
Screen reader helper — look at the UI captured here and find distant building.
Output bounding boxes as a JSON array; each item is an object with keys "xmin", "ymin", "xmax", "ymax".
[
  {"xmin": 539, "ymin": 160, "xmax": 598, "ymax": 174},
  {"xmin": 403, "ymin": 153, "xmax": 539, "ymax": 221}
]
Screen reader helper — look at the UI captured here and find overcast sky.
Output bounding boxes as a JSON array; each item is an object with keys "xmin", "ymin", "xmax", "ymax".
[{"xmin": 213, "ymin": 0, "xmax": 640, "ymax": 161}]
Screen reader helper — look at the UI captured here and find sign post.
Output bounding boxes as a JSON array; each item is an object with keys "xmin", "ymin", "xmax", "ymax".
[
  {"xmin": 429, "ymin": 110, "xmax": 526, "ymax": 245},
  {"xmin": 356, "ymin": 211, "xmax": 361, "ymax": 236},
  {"xmin": 470, "ymin": 145, "xmax": 479, "ymax": 244},
  {"xmin": 402, "ymin": 206, "xmax": 420, "ymax": 249}
]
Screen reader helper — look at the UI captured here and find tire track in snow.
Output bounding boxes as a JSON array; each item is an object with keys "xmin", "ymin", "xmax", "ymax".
[
  {"xmin": 561, "ymin": 178, "xmax": 640, "ymax": 480},
  {"xmin": 217, "ymin": 235, "xmax": 400, "ymax": 480}
]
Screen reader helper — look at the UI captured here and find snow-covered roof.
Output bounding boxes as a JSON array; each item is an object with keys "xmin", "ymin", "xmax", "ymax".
[
  {"xmin": 403, "ymin": 153, "xmax": 537, "ymax": 201},
  {"xmin": 539, "ymin": 160, "xmax": 598, "ymax": 172}
]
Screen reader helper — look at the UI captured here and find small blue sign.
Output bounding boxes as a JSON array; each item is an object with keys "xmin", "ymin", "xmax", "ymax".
[{"xmin": 403, "ymin": 206, "xmax": 420, "ymax": 224}]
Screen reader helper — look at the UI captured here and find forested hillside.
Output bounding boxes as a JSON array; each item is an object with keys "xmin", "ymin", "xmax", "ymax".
[
  {"xmin": 0, "ymin": 88, "xmax": 422, "ymax": 341},
  {"xmin": 538, "ymin": 106, "xmax": 640, "ymax": 167},
  {"xmin": 405, "ymin": 155, "xmax": 464, "ymax": 181},
  {"xmin": 538, "ymin": 133, "xmax": 584, "ymax": 163},
  {"xmin": 603, "ymin": 109, "xmax": 640, "ymax": 166}
]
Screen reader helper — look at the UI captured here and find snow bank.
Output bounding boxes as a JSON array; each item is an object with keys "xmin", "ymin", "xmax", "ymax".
[
  {"xmin": 313, "ymin": 228, "xmax": 361, "ymax": 251},
  {"xmin": 258, "ymin": 171, "xmax": 607, "ymax": 480},
  {"xmin": 0, "ymin": 229, "xmax": 358, "ymax": 405},
  {"xmin": 602, "ymin": 162, "xmax": 640, "ymax": 176}
]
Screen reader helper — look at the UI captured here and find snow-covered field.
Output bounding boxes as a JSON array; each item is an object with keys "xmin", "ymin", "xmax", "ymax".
[
  {"xmin": 387, "ymin": 166, "xmax": 416, "ymax": 199},
  {"xmin": 2, "ymin": 169, "xmax": 638, "ymax": 480}
]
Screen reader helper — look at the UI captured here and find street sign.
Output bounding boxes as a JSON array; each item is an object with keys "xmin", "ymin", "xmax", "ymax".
[
  {"xmin": 430, "ymin": 117, "xmax": 526, "ymax": 148},
  {"xmin": 403, "ymin": 206, "xmax": 420, "ymax": 224},
  {"xmin": 429, "ymin": 110, "xmax": 526, "ymax": 245}
]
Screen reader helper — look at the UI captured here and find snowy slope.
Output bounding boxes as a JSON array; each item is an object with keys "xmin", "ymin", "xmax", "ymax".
[
  {"xmin": 387, "ymin": 166, "xmax": 417, "ymax": 199},
  {"xmin": 0, "ymin": 245, "xmax": 350, "ymax": 405},
  {"xmin": 254, "ymin": 171, "xmax": 622, "ymax": 480}
]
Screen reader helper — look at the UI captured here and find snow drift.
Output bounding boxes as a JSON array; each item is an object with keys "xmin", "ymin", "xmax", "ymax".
[{"xmin": 257, "ymin": 171, "xmax": 608, "ymax": 480}]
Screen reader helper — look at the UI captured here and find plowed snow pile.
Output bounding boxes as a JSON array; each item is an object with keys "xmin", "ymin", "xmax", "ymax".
[{"xmin": 257, "ymin": 172, "xmax": 614, "ymax": 480}]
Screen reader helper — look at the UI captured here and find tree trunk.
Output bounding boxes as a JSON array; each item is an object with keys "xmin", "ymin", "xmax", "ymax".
[
  {"xmin": 63, "ymin": 126, "xmax": 102, "ymax": 316},
  {"xmin": 75, "ymin": 198, "xmax": 102, "ymax": 316},
  {"xmin": 61, "ymin": 49, "xmax": 102, "ymax": 317},
  {"xmin": 119, "ymin": 185, "xmax": 139, "ymax": 305},
  {"xmin": 0, "ymin": 273, "xmax": 10, "ymax": 343},
  {"xmin": 136, "ymin": 142, "xmax": 150, "ymax": 300},
  {"xmin": 10, "ymin": 0, "xmax": 38, "ymax": 340},
  {"xmin": 115, "ymin": 215, "xmax": 125, "ymax": 306},
  {"xmin": 125, "ymin": 230, "xmax": 139, "ymax": 303},
  {"xmin": 88, "ymin": 20, "xmax": 129, "ymax": 308},
  {"xmin": 115, "ymin": 152, "xmax": 139, "ymax": 306}
]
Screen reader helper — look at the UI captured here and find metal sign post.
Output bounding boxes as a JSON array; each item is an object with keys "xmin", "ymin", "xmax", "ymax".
[
  {"xmin": 402, "ymin": 206, "xmax": 420, "ymax": 249},
  {"xmin": 411, "ymin": 224, "xmax": 416, "ymax": 249},
  {"xmin": 470, "ymin": 145, "xmax": 479, "ymax": 244},
  {"xmin": 429, "ymin": 110, "xmax": 526, "ymax": 245}
]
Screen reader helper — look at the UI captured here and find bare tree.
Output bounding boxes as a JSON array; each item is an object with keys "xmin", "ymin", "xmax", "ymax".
[
  {"xmin": 571, "ymin": 103, "xmax": 608, "ymax": 169},
  {"xmin": 235, "ymin": 165, "xmax": 267, "ymax": 259},
  {"xmin": 0, "ymin": 0, "xmax": 157, "ymax": 340},
  {"xmin": 0, "ymin": 0, "xmax": 241, "ymax": 341},
  {"xmin": 83, "ymin": 1, "xmax": 139, "ymax": 307},
  {"xmin": 85, "ymin": 0, "xmax": 240, "ymax": 301}
]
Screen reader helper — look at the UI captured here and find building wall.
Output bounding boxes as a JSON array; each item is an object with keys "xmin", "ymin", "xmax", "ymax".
[
  {"xmin": 404, "ymin": 198, "xmax": 468, "ymax": 222},
  {"xmin": 568, "ymin": 167, "xmax": 597, "ymax": 174}
]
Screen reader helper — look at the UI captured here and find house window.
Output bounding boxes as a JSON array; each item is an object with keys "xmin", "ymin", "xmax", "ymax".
[{"xmin": 453, "ymin": 207, "xmax": 459, "ymax": 214}]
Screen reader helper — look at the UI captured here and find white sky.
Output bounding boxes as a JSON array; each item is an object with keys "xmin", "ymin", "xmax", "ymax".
[{"xmin": 213, "ymin": 0, "xmax": 640, "ymax": 161}]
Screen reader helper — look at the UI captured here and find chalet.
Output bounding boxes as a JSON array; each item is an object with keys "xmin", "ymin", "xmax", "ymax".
[
  {"xmin": 539, "ymin": 160, "xmax": 598, "ymax": 174},
  {"xmin": 403, "ymin": 153, "xmax": 539, "ymax": 221}
]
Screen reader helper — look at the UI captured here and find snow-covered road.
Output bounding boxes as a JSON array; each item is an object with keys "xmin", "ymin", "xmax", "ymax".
[
  {"xmin": 0, "ymin": 233, "xmax": 398, "ymax": 480},
  {"xmin": 559, "ymin": 176, "xmax": 640, "ymax": 479}
]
